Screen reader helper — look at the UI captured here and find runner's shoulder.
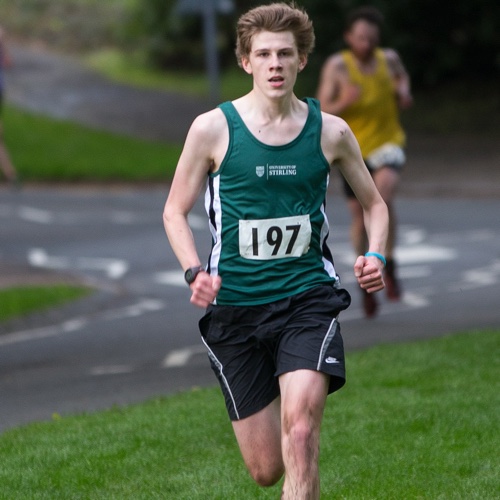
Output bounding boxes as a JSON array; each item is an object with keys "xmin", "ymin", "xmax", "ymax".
[
  {"xmin": 189, "ymin": 107, "xmax": 227, "ymax": 140},
  {"xmin": 324, "ymin": 52, "xmax": 347, "ymax": 71}
]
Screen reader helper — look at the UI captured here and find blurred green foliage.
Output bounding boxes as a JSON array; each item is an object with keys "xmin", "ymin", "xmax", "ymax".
[
  {"xmin": 130, "ymin": 0, "xmax": 499, "ymax": 92},
  {"xmin": 1, "ymin": 0, "xmax": 498, "ymax": 91},
  {"xmin": 303, "ymin": 0, "xmax": 500, "ymax": 87}
]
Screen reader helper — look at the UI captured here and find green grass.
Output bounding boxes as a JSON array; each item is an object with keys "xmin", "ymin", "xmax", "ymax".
[
  {"xmin": 85, "ymin": 49, "xmax": 252, "ymax": 102},
  {"xmin": 1, "ymin": 330, "xmax": 498, "ymax": 499},
  {"xmin": 0, "ymin": 285, "xmax": 91, "ymax": 322},
  {"xmin": 3, "ymin": 105, "xmax": 181, "ymax": 183}
]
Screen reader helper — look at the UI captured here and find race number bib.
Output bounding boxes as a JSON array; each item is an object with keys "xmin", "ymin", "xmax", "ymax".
[{"xmin": 239, "ymin": 215, "xmax": 311, "ymax": 260}]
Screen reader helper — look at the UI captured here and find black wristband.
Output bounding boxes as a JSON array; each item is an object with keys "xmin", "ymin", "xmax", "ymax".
[{"xmin": 184, "ymin": 266, "xmax": 204, "ymax": 285}]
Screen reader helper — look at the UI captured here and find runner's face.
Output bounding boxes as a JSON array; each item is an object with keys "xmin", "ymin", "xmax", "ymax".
[
  {"xmin": 241, "ymin": 30, "xmax": 306, "ymax": 97},
  {"xmin": 345, "ymin": 20, "xmax": 380, "ymax": 62}
]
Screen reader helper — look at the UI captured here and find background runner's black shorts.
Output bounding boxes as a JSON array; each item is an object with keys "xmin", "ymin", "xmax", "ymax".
[
  {"xmin": 343, "ymin": 161, "xmax": 373, "ymax": 199},
  {"xmin": 198, "ymin": 285, "xmax": 351, "ymax": 421}
]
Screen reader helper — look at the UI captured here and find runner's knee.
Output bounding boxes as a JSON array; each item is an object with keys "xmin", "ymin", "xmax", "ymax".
[
  {"xmin": 282, "ymin": 405, "xmax": 320, "ymax": 462},
  {"xmin": 247, "ymin": 461, "xmax": 284, "ymax": 487}
]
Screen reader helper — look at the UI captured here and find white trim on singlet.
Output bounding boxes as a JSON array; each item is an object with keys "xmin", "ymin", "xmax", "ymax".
[
  {"xmin": 320, "ymin": 199, "xmax": 337, "ymax": 278},
  {"xmin": 205, "ymin": 175, "xmax": 222, "ymax": 279}
]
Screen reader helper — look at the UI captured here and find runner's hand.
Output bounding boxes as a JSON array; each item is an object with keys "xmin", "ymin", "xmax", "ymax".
[
  {"xmin": 354, "ymin": 255, "xmax": 385, "ymax": 293},
  {"xmin": 189, "ymin": 272, "xmax": 221, "ymax": 308}
]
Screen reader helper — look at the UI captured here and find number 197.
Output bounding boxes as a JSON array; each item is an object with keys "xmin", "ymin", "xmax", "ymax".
[{"xmin": 252, "ymin": 224, "xmax": 301, "ymax": 256}]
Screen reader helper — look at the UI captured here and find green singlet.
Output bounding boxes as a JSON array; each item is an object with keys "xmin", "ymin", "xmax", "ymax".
[{"xmin": 205, "ymin": 98, "xmax": 340, "ymax": 306}]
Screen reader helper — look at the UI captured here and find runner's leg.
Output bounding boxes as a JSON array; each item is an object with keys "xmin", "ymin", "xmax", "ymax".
[
  {"xmin": 232, "ymin": 397, "xmax": 284, "ymax": 486},
  {"xmin": 279, "ymin": 369, "xmax": 329, "ymax": 499},
  {"xmin": 373, "ymin": 166, "xmax": 402, "ymax": 299}
]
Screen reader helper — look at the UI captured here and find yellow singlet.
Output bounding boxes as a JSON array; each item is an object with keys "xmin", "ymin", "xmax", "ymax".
[{"xmin": 340, "ymin": 48, "xmax": 405, "ymax": 158}]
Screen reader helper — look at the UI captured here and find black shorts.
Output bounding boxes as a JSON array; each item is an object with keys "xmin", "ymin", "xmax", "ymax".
[{"xmin": 198, "ymin": 285, "xmax": 351, "ymax": 421}]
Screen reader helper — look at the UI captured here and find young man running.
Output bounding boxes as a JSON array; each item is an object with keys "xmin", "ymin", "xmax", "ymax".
[
  {"xmin": 164, "ymin": 3, "xmax": 388, "ymax": 498},
  {"xmin": 317, "ymin": 6, "xmax": 413, "ymax": 317}
]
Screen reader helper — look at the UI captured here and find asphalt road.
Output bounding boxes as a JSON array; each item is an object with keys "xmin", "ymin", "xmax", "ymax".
[{"xmin": 1, "ymin": 186, "xmax": 499, "ymax": 432}]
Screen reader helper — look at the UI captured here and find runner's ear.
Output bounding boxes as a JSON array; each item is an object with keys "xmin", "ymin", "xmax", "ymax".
[
  {"xmin": 241, "ymin": 56, "xmax": 253, "ymax": 75},
  {"xmin": 298, "ymin": 55, "xmax": 308, "ymax": 73}
]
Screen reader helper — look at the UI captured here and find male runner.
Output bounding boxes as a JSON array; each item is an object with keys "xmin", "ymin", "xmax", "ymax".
[
  {"xmin": 164, "ymin": 3, "xmax": 388, "ymax": 497},
  {"xmin": 317, "ymin": 6, "xmax": 413, "ymax": 317}
]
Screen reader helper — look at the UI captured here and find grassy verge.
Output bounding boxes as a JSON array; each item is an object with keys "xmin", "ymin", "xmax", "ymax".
[
  {"xmin": 3, "ymin": 105, "xmax": 181, "ymax": 183},
  {"xmin": 85, "ymin": 49, "xmax": 252, "ymax": 102},
  {"xmin": 1, "ymin": 329, "xmax": 498, "ymax": 498},
  {"xmin": 0, "ymin": 285, "xmax": 91, "ymax": 322}
]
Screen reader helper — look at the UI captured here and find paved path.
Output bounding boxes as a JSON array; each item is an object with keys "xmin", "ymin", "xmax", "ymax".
[
  {"xmin": 1, "ymin": 188, "xmax": 499, "ymax": 431},
  {"xmin": 5, "ymin": 44, "xmax": 212, "ymax": 143}
]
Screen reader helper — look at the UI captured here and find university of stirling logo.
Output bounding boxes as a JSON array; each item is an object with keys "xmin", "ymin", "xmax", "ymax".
[
  {"xmin": 256, "ymin": 166, "xmax": 265, "ymax": 178},
  {"xmin": 255, "ymin": 164, "xmax": 297, "ymax": 178}
]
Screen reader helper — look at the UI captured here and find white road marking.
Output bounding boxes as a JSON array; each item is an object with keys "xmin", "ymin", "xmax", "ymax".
[
  {"xmin": 101, "ymin": 299, "xmax": 165, "ymax": 321},
  {"xmin": 0, "ymin": 318, "xmax": 88, "ymax": 346},
  {"xmin": 448, "ymin": 259, "xmax": 500, "ymax": 291},
  {"xmin": 1, "ymin": 203, "xmax": 146, "ymax": 226},
  {"xmin": 398, "ymin": 265, "xmax": 432, "ymax": 279},
  {"xmin": 18, "ymin": 206, "xmax": 54, "ymax": 224},
  {"xmin": 402, "ymin": 291, "xmax": 431, "ymax": 308},
  {"xmin": 394, "ymin": 245, "xmax": 457, "ymax": 264},
  {"xmin": 61, "ymin": 318, "xmax": 88, "ymax": 332},
  {"xmin": 162, "ymin": 346, "xmax": 207, "ymax": 368},
  {"xmin": 401, "ymin": 228, "xmax": 427, "ymax": 245},
  {"xmin": 28, "ymin": 248, "xmax": 68, "ymax": 269},
  {"xmin": 154, "ymin": 270, "xmax": 185, "ymax": 287},
  {"xmin": 338, "ymin": 244, "xmax": 457, "ymax": 267},
  {"xmin": 77, "ymin": 257, "xmax": 128, "ymax": 279},
  {"xmin": 28, "ymin": 248, "xmax": 129, "ymax": 279},
  {"xmin": 90, "ymin": 365, "xmax": 135, "ymax": 376},
  {"xmin": 0, "ymin": 298, "xmax": 165, "ymax": 347}
]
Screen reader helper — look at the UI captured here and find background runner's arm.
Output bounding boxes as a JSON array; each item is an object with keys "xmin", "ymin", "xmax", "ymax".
[
  {"xmin": 385, "ymin": 48, "xmax": 413, "ymax": 109},
  {"xmin": 317, "ymin": 56, "xmax": 361, "ymax": 116}
]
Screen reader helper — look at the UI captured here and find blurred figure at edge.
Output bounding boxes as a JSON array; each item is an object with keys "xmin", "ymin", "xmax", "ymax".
[{"xmin": 0, "ymin": 25, "xmax": 19, "ymax": 187}]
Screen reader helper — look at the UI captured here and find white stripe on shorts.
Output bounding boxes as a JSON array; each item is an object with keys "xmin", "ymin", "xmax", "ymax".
[
  {"xmin": 201, "ymin": 336, "xmax": 240, "ymax": 420},
  {"xmin": 316, "ymin": 316, "xmax": 338, "ymax": 371}
]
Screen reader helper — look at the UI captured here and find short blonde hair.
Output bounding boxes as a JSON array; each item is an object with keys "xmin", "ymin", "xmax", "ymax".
[{"xmin": 235, "ymin": 3, "xmax": 315, "ymax": 67}]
